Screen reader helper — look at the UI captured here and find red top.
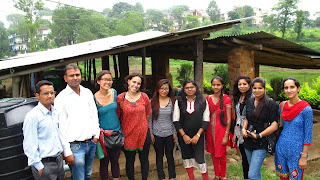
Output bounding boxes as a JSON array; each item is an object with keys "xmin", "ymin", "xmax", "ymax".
[
  {"xmin": 205, "ymin": 94, "xmax": 232, "ymax": 157},
  {"xmin": 117, "ymin": 92, "xmax": 152, "ymax": 151}
]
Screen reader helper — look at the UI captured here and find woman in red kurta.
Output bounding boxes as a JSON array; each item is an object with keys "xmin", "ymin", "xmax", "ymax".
[
  {"xmin": 117, "ymin": 73, "xmax": 152, "ymax": 180},
  {"xmin": 205, "ymin": 76, "xmax": 232, "ymax": 180}
]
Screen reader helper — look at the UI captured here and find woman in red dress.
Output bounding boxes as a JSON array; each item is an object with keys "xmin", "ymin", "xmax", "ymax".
[
  {"xmin": 116, "ymin": 73, "xmax": 152, "ymax": 180},
  {"xmin": 206, "ymin": 76, "xmax": 232, "ymax": 180}
]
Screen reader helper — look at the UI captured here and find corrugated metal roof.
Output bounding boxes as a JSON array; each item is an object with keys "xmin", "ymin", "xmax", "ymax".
[
  {"xmin": 0, "ymin": 31, "xmax": 168, "ymax": 70},
  {"xmin": 211, "ymin": 31, "xmax": 320, "ymax": 56},
  {"xmin": 0, "ymin": 19, "xmax": 241, "ymax": 79}
]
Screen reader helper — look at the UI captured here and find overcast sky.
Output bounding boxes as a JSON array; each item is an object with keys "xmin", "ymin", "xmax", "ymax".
[{"xmin": 1, "ymin": 0, "xmax": 319, "ymax": 28}]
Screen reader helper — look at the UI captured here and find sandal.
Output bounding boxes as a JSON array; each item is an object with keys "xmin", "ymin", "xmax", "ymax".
[
  {"xmin": 214, "ymin": 177, "xmax": 220, "ymax": 180},
  {"xmin": 221, "ymin": 177, "xmax": 228, "ymax": 180}
]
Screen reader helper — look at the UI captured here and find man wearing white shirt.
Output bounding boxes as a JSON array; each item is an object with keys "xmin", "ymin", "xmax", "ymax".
[{"xmin": 54, "ymin": 64, "xmax": 100, "ymax": 180}]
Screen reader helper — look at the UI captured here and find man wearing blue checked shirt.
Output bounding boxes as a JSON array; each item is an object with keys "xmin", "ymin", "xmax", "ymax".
[{"xmin": 23, "ymin": 80, "xmax": 64, "ymax": 180}]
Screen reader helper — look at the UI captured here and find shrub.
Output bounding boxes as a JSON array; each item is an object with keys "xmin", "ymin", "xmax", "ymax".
[
  {"xmin": 299, "ymin": 82, "xmax": 320, "ymax": 109},
  {"xmin": 266, "ymin": 83, "xmax": 273, "ymax": 96},
  {"xmin": 203, "ymin": 79, "xmax": 212, "ymax": 93},
  {"xmin": 312, "ymin": 76, "xmax": 320, "ymax": 94},
  {"xmin": 212, "ymin": 64, "xmax": 229, "ymax": 88},
  {"xmin": 270, "ymin": 76, "xmax": 284, "ymax": 101},
  {"xmin": 176, "ymin": 62, "xmax": 193, "ymax": 85}
]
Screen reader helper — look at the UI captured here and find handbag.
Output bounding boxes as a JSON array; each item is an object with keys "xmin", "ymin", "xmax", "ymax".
[
  {"xmin": 265, "ymin": 100, "xmax": 285, "ymax": 155},
  {"xmin": 104, "ymin": 130, "xmax": 124, "ymax": 149}
]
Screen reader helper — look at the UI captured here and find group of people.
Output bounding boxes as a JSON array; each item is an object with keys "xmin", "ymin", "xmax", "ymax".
[{"xmin": 22, "ymin": 64, "xmax": 313, "ymax": 180}]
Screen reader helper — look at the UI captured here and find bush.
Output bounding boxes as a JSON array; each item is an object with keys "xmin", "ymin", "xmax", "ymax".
[
  {"xmin": 299, "ymin": 82, "xmax": 320, "ymax": 109},
  {"xmin": 270, "ymin": 76, "xmax": 285, "ymax": 101},
  {"xmin": 266, "ymin": 83, "xmax": 273, "ymax": 96},
  {"xmin": 176, "ymin": 62, "xmax": 193, "ymax": 85},
  {"xmin": 312, "ymin": 76, "xmax": 320, "ymax": 94},
  {"xmin": 212, "ymin": 64, "xmax": 229, "ymax": 88},
  {"xmin": 203, "ymin": 79, "xmax": 212, "ymax": 93}
]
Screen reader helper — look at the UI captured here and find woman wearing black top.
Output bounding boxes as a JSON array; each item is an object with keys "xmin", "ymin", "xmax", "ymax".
[
  {"xmin": 173, "ymin": 79, "xmax": 210, "ymax": 180},
  {"xmin": 232, "ymin": 75, "xmax": 253, "ymax": 180},
  {"xmin": 242, "ymin": 77, "xmax": 278, "ymax": 180}
]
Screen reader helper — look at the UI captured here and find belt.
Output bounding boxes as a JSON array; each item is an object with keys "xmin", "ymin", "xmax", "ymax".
[
  {"xmin": 70, "ymin": 137, "xmax": 93, "ymax": 144},
  {"xmin": 42, "ymin": 154, "xmax": 61, "ymax": 162}
]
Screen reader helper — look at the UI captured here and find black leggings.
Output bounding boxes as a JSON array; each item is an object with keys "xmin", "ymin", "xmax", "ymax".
[
  {"xmin": 99, "ymin": 148, "xmax": 121, "ymax": 180},
  {"xmin": 239, "ymin": 144, "xmax": 249, "ymax": 179},
  {"xmin": 154, "ymin": 135, "xmax": 176, "ymax": 180},
  {"xmin": 124, "ymin": 130, "xmax": 151, "ymax": 180}
]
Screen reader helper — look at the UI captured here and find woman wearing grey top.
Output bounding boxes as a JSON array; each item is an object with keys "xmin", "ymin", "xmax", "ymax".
[{"xmin": 150, "ymin": 79, "xmax": 177, "ymax": 180}]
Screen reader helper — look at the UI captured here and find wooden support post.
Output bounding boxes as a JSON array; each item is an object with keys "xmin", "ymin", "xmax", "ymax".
[
  {"xmin": 193, "ymin": 37, "xmax": 204, "ymax": 93},
  {"xmin": 142, "ymin": 47, "xmax": 146, "ymax": 91},
  {"xmin": 84, "ymin": 60, "xmax": 87, "ymax": 81},
  {"xmin": 151, "ymin": 54, "xmax": 170, "ymax": 91},
  {"xmin": 93, "ymin": 59, "xmax": 96, "ymax": 81},
  {"xmin": 113, "ymin": 55, "xmax": 119, "ymax": 79},
  {"xmin": 12, "ymin": 76, "xmax": 21, "ymax": 98},
  {"xmin": 254, "ymin": 63, "xmax": 259, "ymax": 78},
  {"xmin": 119, "ymin": 53, "xmax": 129, "ymax": 78},
  {"xmin": 88, "ymin": 59, "xmax": 92, "ymax": 82},
  {"xmin": 101, "ymin": 56, "xmax": 110, "ymax": 70}
]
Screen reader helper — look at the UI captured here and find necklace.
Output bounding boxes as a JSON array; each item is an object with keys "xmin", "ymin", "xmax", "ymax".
[{"xmin": 127, "ymin": 92, "xmax": 138, "ymax": 102}]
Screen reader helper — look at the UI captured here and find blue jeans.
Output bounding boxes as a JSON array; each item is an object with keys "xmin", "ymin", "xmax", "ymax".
[
  {"xmin": 245, "ymin": 148, "xmax": 267, "ymax": 180},
  {"xmin": 69, "ymin": 140, "xmax": 96, "ymax": 180}
]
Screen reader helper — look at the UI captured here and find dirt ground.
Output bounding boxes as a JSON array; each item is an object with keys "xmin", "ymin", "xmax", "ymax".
[{"xmin": 66, "ymin": 118, "xmax": 320, "ymax": 180}]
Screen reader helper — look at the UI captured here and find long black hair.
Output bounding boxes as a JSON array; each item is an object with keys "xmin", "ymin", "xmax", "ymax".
[
  {"xmin": 151, "ymin": 79, "xmax": 175, "ymax": 121},
  {"xmin": 211, "ymin": 76, "xmax": 227, "ymax": 127},
  {"xmin": 252, "ymin": 77, "xmax": 270, "ymax": 122},
  {"xmin": 179, "ymin": 79, "xmax": 206, "ymax": 111},
  {"xmin": 232, "ymin": 75, "xmax": 252, "ymax": 105}
]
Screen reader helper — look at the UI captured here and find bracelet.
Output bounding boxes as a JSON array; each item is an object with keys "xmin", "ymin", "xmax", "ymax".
[
  {"xmin": 196, "ymin": 133, "xmax": 201, "ymax": 137},
  {"xmin": 182, "ymin": 133, "xmax": 186, "ymax": 137},
  {"xmin": 225, "ymin": 131, "xmax": 229, "ymax": 134},
  {"xmin": 301, "ymin": 152, "xmax": 308, "ymax": 156}
]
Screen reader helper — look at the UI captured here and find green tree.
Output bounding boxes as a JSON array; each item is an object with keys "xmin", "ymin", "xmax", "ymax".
[
  {"xmin": 38, "ymin": 7, "xmax": 53, "ymax": 16},
  {"xmin": 303, "ymin": 11, "xmax": 313, "ymax": 27},
  {"xmin": 109, "ymin": 2, "xmax": 133, "ymax": 18},
  {"xmin": 272, "ymin": 0, "xmax": 298, "ymax": 38},
  {"xmin": 13, "ymin": 0, "xmax": 44, "ymax": 52},
  {"xmin": 6, "ymin": 14, "xmax": 24, "ymax": 29},
  {"xmin": 206, "ymin": 0, "xmax": 220, "ymax": 22},
  {"xmin": 50, "ymin": 6, "xmax": 79, "ymax": 46},
  {"xmin": 242, "ymin": 5, "xmax": 254, "ymax": 26},
  {"xmin": 264, "ymin": 14, "xmax": 278, "ymax": 32},
  {"xmin": 183, "ymin": 14, "xmax": 201, "ymax": 29},
  {"xmin": 294, "ymin": 10, "xmax": 305, "ymax": 40},
  {"xmin": 146, "ymin": 9, "xmax": 173, "ymax": 31},
  {"xmin": 0, "ymin": 24, "xmax": 10, "ymax": 58},
  {"xmin": 75, "ymin": 12, "xmax": 110, "ymax": 43},
  {"xmin": 228, "ymin": 11, "xmax": 241, "ymax": 34},
  {"xmin": 171, "ymin": 5, "xmax": 189, "ymax": 30},
  {"xmin": 102, "ymin": 8, "xmax": 111, "ymax": 17},
  {"xmin": 37, "ymin": 18, "xmax": 51, "ymax": 28},
  {"xmin": 112, "ymin": 11, "xmax": 144, "ymax": 36},
  {"xmin": 133, "ymin": 2, "xmax": 144, "ymax": 14},
  {"xmin": 202, "ymin": 17, "xmax": 213, "ymax": 26}
]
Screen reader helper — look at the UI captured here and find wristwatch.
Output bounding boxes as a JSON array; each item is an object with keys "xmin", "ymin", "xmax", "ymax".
[{"xmin": 256, "ymin": 133, "xmax": 262, "ymax": 139}]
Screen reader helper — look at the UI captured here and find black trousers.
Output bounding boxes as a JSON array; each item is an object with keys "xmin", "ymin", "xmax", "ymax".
[
  {"xmin": 31, "ymin": 155, "xmax": 64, "ymax": 180},
  {"xmin": 124, "ymin": 130, "xmax": 151, "ymax": 180},
  {"xmin": 154, "ymin": 135, "xmax": 176, "ymax": 180},
  {"xmin": 239, "ymin": 144, "xmax": 249, "ymax": 179}
]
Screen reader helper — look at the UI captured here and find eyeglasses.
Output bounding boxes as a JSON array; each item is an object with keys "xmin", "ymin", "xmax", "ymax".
[
  {"xmin": 184, "ymin": 86, "xmax": 195, "ymax": 90},
  {"xmin": 40, "ymin": 91, "xmax": 56, "ymax": 96},
  {"xmin": 160, "ymin": 88, "xmax": 169, "ymax": 91},
  {"xmin": 101, "ymin": 78, "xmax": 113, "ymax": 82}
]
